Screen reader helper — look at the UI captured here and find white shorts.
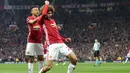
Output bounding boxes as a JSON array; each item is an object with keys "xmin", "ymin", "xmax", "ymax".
[
  {"xmin": 127, "ymin": 53, "xmax": 130, "ymax": 57},
  {"xmin": 47, "ymin": 43, "xmax": 72, "ymax": 60},
  {"xmin": 25, "ymin": 43, "xmax": 43, "ymax": 56}
]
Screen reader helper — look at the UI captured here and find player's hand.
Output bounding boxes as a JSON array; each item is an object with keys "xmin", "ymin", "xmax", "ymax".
[
  {"xmin": 65, "ymin": 38, "xmax": 71, "ymax": 42},
  {"xmin": 45, "ymin": 0, "xmax": 49, "ymax": 5}
]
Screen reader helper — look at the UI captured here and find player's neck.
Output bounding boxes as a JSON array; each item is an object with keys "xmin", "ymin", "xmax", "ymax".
[
  {"xmin": 48, "ymin": 17, "xmax": 51, "ymax": 20},
  {"xmin": 32, "ymin": 15, "xmax": 38, "ymax": 18}
]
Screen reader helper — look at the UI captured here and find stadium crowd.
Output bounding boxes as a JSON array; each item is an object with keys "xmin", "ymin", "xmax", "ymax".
[{"xmin": 0, "ymin": 0, "xmax": 130, "ymax": 62}]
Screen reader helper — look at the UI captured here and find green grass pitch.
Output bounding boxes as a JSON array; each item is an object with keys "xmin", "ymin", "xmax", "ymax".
[{"xmin": 0, "ymin": 62, "xmax": 130, "ymax": 73}]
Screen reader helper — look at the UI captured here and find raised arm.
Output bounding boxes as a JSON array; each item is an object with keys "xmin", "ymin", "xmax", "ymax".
[
  {"xmin": 38, "ymin": 0, "xmax": 49, "ymax": 24},
  {"xmin": 42, "ymin": 0, "xmax": 49, "ymax": 15}
]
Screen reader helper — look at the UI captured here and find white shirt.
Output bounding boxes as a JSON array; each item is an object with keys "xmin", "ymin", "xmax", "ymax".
[{"xmin": 93, "ymin": 42, "xmax": 100, "ymax": 51}]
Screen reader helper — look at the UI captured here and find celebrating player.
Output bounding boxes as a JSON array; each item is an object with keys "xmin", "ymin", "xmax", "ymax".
[
  {"xmin": 25, "ymin": 1, "xmax": 49, "ymax": 73},
  {"xmin": 39, "ymin": 1, "xmax": 77, "ymax": 73}
]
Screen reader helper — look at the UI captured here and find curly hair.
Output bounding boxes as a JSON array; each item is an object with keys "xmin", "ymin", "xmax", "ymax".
[{"xmin": 40, "ymin": 5, "xmax": 55, "ymax": 14}]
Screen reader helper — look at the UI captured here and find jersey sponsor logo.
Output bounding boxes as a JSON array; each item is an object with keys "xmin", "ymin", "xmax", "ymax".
[{"xmin": 33, "ymin": 26, "xmax": 40, "ymax": 30}]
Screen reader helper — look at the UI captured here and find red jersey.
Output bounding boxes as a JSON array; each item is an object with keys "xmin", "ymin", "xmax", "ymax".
[
  {"xmin": 128, "ymin": 46, "xmax": 130, "ymax": 53},
  {"xmin": 42, "ymin": 19, "xmax": 65, "ymax": 45},
  {"xmin": 36, "ymin": 5, "xmax": 65, "ymax": 45},
  {"xmin": 26, "ymin": 16, "xmax": 43, "ymax": 43}
]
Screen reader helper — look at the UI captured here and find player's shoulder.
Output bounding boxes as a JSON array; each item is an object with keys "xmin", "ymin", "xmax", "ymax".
[
  {"xmin": 50, "ymin": 19, "xmax": 56, "ymax": 22},
  {"xmin": 50, "ymin": 19, "xmax": 56, "ymax": 24},
  {"xmin": 26, "ymin": 16, "xmax": 35, "ymax": 22},
  {"xmin": 27, "ymin": 16, "xmax": 34, "ymax": 19}
]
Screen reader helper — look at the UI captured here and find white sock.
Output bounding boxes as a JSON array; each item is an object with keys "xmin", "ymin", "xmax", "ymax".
[
  {"xmin": 38, "ymin": 61, "xmax": 44, "ymax": 72},
  {"xmin": 125, "ymin": 58, "xmax": 128, "ymax": 63},
  {"xmin": 28, "ymin": 63, "xmax": 33, "ymax": 73},
  {"xmin": 67, "ymin": 63, "xmax": 76, "ymax": 73},
  {"xmin": 39, "ymin": 67, "xmax": 44, "ymax": 73}
]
